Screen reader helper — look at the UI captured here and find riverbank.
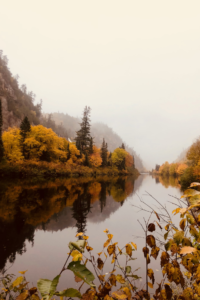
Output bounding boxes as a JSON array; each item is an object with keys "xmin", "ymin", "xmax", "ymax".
[{"xmin": 0, "ymin": 161, "xmax": 140, "ymax": 179}]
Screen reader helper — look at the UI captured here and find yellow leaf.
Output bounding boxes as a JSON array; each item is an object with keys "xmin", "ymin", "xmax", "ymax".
[
  {"xmin": 190, "ymin": 182, "xmax": 200, "ymax": 187},
  {"xmin": 104, "ymin": 252, "xmax": 107, "ymax": 258},
  {"xmin": 180, "ymin": 246, "xmax": 197, "ymax": 254},
  {"xmin": 107, "ymin": 244, "xmax": 116, "ymax": 256},
  {"xmin": 83, "ymin": 236, "xmax": 89, "ymax": 240},
  {"xmin": 148, "ymin": 282, "xmax": 153, "ymax": 288},
  {"xmin": 131, "ymin": 242, "xmax": 137, "ymax": 250},
  {"xmin": 12, "ymin": 276, "xmax": 24, "ymax": 287},
  {"xmin": 76, "ymin": 232, "xmax": 83, "ymax": 237},
  {"xmin": 104, "ymin": 229, "xmax": 109, "ymax": 233},
  {"xmin": 118, "ymin": 246, "xmax": 122, "ymax": 255},
  {"xmin": 111, "ymin": 258, "xmax": 115, "ymax": 264},
  {"xmin": 15, "ymin": 290, "xmax": 29, "ymax": 300},
  {"xmin": 104, "ymin": 239, "xmax": 111, "ymax": 248},
  {"xmin": 107, "ymin": 234, "xmax": 113, "ymax": 240},
  {"xmin": 19, "ymin": 270, "xmax": 28, "ymax": 275},
  {"xmin": 111, "ymin": 290, "xmax": 127, "ymax": 300},
  {"xmin": 71, "ymin": 250, "xmax": 83, "ymax": 261},
  {"xmin": 86, "ymin": 246, "xmax": 93, "ymax": 252},
  {"xmin": 172, "ymin": 208, "xmax": 180, "ymax": 215},
  {"xmin": 126, "ymin": 244, "xmax": 132, "ymax": 257},
  {"xmin": 98, "ymin": 252, "xmax": 102, "ymax": 256},
  {"xmin": 116, "ymin": 274, "xmax": 125, "ymax": 284},
  {"xmin": 2, "ymin": 288, "xmax": 8, "ymax": 292},
  {"xmin": 123, "ymin": 287, "xmax": 132, "ymax": 300}
]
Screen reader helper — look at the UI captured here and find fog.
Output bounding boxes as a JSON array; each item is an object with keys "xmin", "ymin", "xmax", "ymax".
[{"xmin": 1, "ymin": 0, "xmax": 200, "ymax": 169}]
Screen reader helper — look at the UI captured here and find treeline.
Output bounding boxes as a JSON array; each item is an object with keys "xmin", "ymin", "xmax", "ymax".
[
  {"xmin": 152, "ymin": 137, "xmax": 200, "ymax": 188},
  {"xmin": 0, "ymin": 104, "xmax": 136, "ymax": 175}
]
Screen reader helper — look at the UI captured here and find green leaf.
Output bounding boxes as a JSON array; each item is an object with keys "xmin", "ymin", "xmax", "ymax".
[
  {"xmin": 37, "ymin": 275, "xmax": 60, "ymax": 300},
  {"xmin": 125, "ymin": 266, "xmax": 131, "ymax": 274},
  {"xmin": 69, "ymin": 240, "xmax": 86, "ymax": 253},
  {"xmin": 181, "ymin": 189, "xmax": 200, "ymax": 198},
  {"xmin": 164, "ymin": 231, "xmax": 169, "ymax": 241},
  {"xmin": 49, "ymin": 275, "xmax": 60, "ymax": 297},
  {"xmin": 12, "ymin": 276, "xmax": 24, "ymax": 287},
  {"xmin": 37, "ymin": 279, "xmax": 51, "ymax": 299},
  {"xmin": 56, "ymin": 288, "xmax": 81, "ymax": 298},
  {"xmin": 67, "ymin": 261, "xmax": 95, "ymax": 287},
  {"xmin": 173, "ymin": 231, "xmax": 184, "ymax": 245}
]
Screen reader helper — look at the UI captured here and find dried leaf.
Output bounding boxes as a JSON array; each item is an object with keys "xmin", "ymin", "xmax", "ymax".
[
  {"xmin": 75, "ymin": 276, "xmax": 83, "ymax": 283},
  {"xmin": 154, "ymin": 211, "xmax": 160, "ymax": 221},
  {"xmin": 97, "ymin": 258, "xmax": 104, "ymax": 270},
  {"xmin": 161, "ymin": 252, "xmax": 169, "ymax": 267},
  {"xmin": 98, "ymin": 275, "xmax": 105, "ymax": 282},
  {"xmin": 16, "ymin": 290, "xmax": 29, "ymax": 300},
  {"xmin": 146, "ymin": 235, "xmax": 156, "ymax": 248},
  {"xmin": 147, "ymin": 254, "xmax": 150, "ymax": 264},
  {"xmin": 164, "ymin": 284, "xmax": 172, "ymax": 300},
  {"xmin": 156, "ymin": 221, "xmax": 162, "ymax": 230},
  {"xmin": 180, "ymin": 246, "xmax": 197, "ymax": 254},
  {"xmin": 180, "ymin": 219, "xmax": 186, "ymax": 231},
  {"xmin": 148, "ymin": 223, "xmax": 156, "ymax": 232},
  {"xmin": 107, "ymin": 244, "xmax": 116, "ymax": 256},
  {"xmin": 150, "ymin": 247, "xmax": 160, "ymax": 260},
  {"xmin": 118, "ymin": 247, "xmax": 122, "ymax": 255},
  {"xmin": 98, "ymin": 252, "xmax": 102, "ymax": 256},
  {"xmin": 190, "ymin": 182, "xmax": 200, "ymax": 187},
  {"xmin": 148, "ymin": 282, "xmax": 153, "ymax": 288},
  {"xmin": 83, "ymin": 236, "xmax": 89, "ymax": 240},
  {"xmin": 12, "ymin": 276, "xmax": 24, "ymax": 287},
  {"xmin": 109, "ymin": 274, "xmax": 117, "ymax": 286},
  {"xmin": 104, "ymin": 229, "xmax": 109, "ymax": 233},
  {"xmin": 142, "ymin": 247, "xmax": 149, "ymax": 258},
  {"xmin": 86, "ymin": 246, "xmax": 93, "ymax": 252}
]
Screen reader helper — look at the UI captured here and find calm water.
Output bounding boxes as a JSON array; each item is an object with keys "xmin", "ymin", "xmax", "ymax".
[{"xmin": 0, "ymin": 175, "xmax": 183, "ymax": 292}]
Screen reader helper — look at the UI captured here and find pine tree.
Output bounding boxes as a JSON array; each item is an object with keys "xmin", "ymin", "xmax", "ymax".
[
  {"xmin": 84, "ymin": 152, "xmax": 90, "ymax": 167},
  {"xmin": 89, "ymin": 137, "xmax": 94, "ymax": 154},
  {"xmin": 75, "ymin": 106, "xmax": 91, "ymax": 153},
  {"xmin": 0, "ymin": 98, "xmax": 4, "ymax": 162},
  {"xmin": 20, "ymin": 116, "xmax": 31, "ymax": 157},
  {"xmin": 101, "ymin": 138, "xmax": 108, "ymax": 167}
]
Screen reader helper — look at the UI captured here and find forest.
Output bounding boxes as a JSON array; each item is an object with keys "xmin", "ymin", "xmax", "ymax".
[
  {"xmin": 152, "ymin": 138, "xmax": 200, "ymax": 189},
  {"xmin": 0, "ymin": 102, "xmax": 138, "ymax": 178}
]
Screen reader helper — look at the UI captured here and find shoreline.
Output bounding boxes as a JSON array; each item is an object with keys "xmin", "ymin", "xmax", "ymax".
[{"xmin": 0, "ymin": 161, "xmax": 140, "ymax": 179}]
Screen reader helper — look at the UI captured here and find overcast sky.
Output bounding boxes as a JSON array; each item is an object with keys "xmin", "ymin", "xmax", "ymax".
[{"xmin": 1, "ymin": 0, "xmax": 200, "ymax": 169}]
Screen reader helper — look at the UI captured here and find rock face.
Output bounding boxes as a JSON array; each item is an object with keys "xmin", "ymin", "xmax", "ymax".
[{"xmin": 1, "ymin": 96, "xmax": 21, "ymax": 132}]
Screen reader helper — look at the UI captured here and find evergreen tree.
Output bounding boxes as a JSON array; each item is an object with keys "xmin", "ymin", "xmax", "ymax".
[
  {"xmin": 0, "ymin": 98, "xmax": 4, "ymax": 162},
  {"xmin": 20, "ymin": 116, "xmax": 31, "ymax": 157},
  {"xmin": 89, "ymin": 137, "xmax": 94, "ymax": 154},
  {"xmin": 121, "ymin": 143, "xmax": 125, "ymax": 149},
  {"xmin": 84, "ymin": 152, "xmax": 90, "ymax": 167},
  {"xmin": 101, "ymin": 138, "xmax": 108, "ymax": 167},
  {"xmin": 75, "ymin": 106, "xmax": 91, "ymax": 153}
]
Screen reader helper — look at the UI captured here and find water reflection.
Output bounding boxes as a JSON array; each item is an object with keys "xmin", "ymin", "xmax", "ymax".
[
  {"xmin": 151, "ymin": 175, "xmax": 181, "ymax": 189},
  {"xmin": 0, "ymin": 175, "xmax": 141, "ymax": 272}
]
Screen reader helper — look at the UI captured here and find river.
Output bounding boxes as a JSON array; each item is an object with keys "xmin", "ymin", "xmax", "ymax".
[{"xmin": 0, "ymin": 174, "xmax": 183, "ymax": 293}]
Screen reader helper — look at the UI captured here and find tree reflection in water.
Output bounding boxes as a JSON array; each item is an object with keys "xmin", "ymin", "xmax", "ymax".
[{"xmin": 0, "ymin": 175, "xmax": 140, "ymax": 272}]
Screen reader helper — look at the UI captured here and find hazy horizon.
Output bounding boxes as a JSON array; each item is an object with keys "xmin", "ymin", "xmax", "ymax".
[{"xmin": 1, "ymin": 0, "xmax": 200, "ymax": 169}]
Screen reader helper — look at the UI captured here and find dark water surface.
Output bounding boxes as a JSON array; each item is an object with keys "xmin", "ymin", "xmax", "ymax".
[{"xmin": 0, "ymin": 175, "xmax": 182, "ymax": 292}]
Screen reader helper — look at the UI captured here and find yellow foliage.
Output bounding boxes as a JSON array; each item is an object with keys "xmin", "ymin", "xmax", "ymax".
[
  {"xmin": 89, "ymin": 146, "xmax": 102, "ymax": 167},
  {"xmin": 2, "ymin": 127, "xmax": 24, "ymax": 162}
]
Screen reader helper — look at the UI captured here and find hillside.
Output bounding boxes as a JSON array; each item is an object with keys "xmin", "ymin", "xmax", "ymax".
[{"xmin": 52, "ymin": 113, "xmax": 145, "ymax": 171}]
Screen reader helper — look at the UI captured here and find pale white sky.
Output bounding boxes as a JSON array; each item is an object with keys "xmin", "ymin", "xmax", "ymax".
[{"xmin": 1, "ymin": 0, "xmax": 200, "ymax": 168}]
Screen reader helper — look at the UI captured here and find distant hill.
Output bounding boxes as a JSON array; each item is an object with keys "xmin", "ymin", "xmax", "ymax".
[{"xmin": 52, "ymin": 113, "xmax": 145, "ymax": 171}]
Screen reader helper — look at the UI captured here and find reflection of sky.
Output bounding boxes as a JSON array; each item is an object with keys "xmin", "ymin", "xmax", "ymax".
[{"xmin": 5, "ymin": 175, "xmax": 183, "ymax": 293}]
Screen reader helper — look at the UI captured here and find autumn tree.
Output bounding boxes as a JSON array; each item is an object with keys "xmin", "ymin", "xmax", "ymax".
[
  {"xmin": 187, "ymin": 139, "xmax": 200, "ymax": 165},
  {"xmin": 89, "ymin": 146, "xmax": 102, "ymax": 167},
  {"xmin": 75, "ymin": 106, "xmax": 91, "ymax": 153},
  {"xmin": 101, "ymin": 138, "xmax": 108, "ymax": 167},
  {"xmin": 0, "ymin": 98, "xmax": 4, "ymax": 162},
  {"xmin": 2, "ymin": 128, "xmax": 24, "ymax": 162},
  {"xmin": 20, "ymin": 116, "xmax": 31, "ymax": 157},
  {"xmin": 89, "ymin": 137, "xmax": 94, "ymax": 154},
  {"xmin": 112, "ymin": 148, "xmax": 127, "ymax": 170}
]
